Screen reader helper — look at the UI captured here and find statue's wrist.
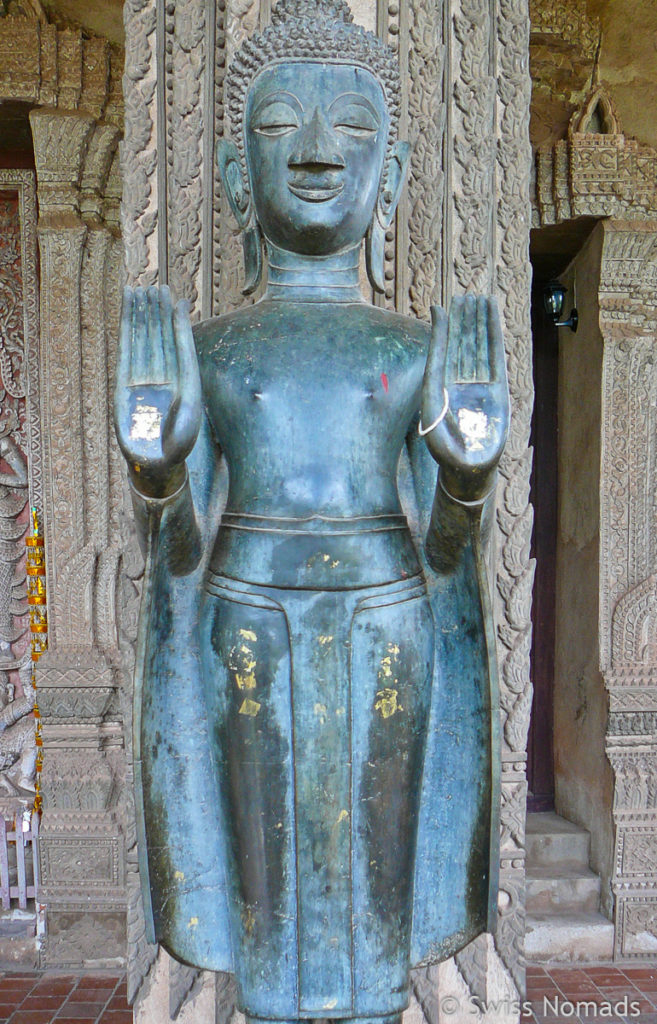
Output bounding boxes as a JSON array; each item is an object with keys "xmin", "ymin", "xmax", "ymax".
[
  {"xmin": 438, "ymin": 468, "xmax": 497, "ymax": 508},
  {"xmin": 128, "ymin": 462, "xmax": 188, "ymax": 501}
]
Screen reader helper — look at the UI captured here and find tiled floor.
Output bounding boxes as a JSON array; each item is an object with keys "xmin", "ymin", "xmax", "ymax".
[
  {"xmin": 527, "ymin": 965, "xmax": 657, "ymax": 1023},
  {"xmin": 0, "ymin": 965, "xmax": 656, "ymax": 1022},
  {"xmin": 0, "ymin": 973, "xmax": 129, "ymax": 1024}
]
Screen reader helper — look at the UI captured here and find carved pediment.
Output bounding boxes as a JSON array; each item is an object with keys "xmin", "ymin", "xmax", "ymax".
[
  {"xmin": 570, "ymin": 86, "xmax": 622, "ymax": 138},
  {"xmin": 534, "ymin": 90, "xmax": 657, "ymax": 226}
]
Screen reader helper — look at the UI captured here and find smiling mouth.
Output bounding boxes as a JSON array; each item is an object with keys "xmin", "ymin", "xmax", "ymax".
[{"xmin": 288, "ymin": 181, "xmax": 344, "ymax": 203}]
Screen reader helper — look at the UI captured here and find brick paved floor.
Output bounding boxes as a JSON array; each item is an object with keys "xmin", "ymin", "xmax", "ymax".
[
  {"xmin": 0, "ymin": 973, "xmax": 129, "ymax": 1024},
  {"xmin": 527, "ymin": 965, "xmax": 657, "ymax": 1023},
  {"xmin": 0, "ymin": 965, "xmax": 656, "ymax": 1022}
]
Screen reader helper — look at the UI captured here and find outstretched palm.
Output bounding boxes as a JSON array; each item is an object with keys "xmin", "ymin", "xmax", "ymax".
[
  {"xmin": 114, "ymin": 286, "xmax": 201, "ymax": 497},
  {"xmin": 421, "ymin": 295, "xmax": 509, "ymax": 503}
]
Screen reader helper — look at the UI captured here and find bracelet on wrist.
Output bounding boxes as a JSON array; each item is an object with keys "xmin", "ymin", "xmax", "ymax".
[
  {"xmin": 438, "ymin": 473, "xmax": 497, "ymax": 509},
  {"xmin": 128, "ymin": 465, "xmax": 189, "ymax": 505}
]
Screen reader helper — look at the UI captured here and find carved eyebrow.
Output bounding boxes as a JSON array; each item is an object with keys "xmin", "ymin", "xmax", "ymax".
[
  {"xmin": 327, "ymin": 93, "xmax": 380, "ymax": 121},
  {"xmin": 250, "ymin": 91, "xmax": 304, "ymax": 121}
]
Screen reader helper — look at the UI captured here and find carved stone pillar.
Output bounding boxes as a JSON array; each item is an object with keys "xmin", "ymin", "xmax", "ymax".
[
  {"xmin": 30, "ymin": 106, "xmax": 126, "ymax": 968},
  {"xmin": 0, "ymin": 168, "xmax": 41, "ymax": 823},
  {"xmin": 598, "ymin": 219, "xmax": 657, "ymax": 961},
  {"xmin": 30, "ymin": 108, "xmax": 91, "ymax": 645}
]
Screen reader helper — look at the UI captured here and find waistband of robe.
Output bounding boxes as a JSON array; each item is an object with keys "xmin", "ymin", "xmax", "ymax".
[
  {"xmin": 219, "ymin": 511, "xmax": 409, "ymax": 535},
  {"xmin": 208, "ymin": 513, "xmax": 422, "ymax": 590}
]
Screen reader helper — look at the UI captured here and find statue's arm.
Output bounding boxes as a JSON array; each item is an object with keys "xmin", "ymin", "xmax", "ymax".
[
  {"xmin": 114, "ymin": 286, "xmax": 211, "ymax": 576},
  {"xmin": 406, "ymin": 423, "xmax": 494, "ymax": 576},
  {"xmin": 413, "ymin": 295, "xmax": 508, "ymax": 573},
  {"xmin": 405, "ymin": 300, "xmax": 506, "ymax": 947},
  {"xmin": 127, "ymin": 410, "xmax": 222, "ymax": 576}
]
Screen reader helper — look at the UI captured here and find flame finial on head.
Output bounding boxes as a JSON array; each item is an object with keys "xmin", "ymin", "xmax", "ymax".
[{"xmin": 271, "ymin": 0, "xmax": 354, "ymax": 24}]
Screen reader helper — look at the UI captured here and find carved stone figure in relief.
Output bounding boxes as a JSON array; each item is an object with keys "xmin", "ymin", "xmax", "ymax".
[
  {"xmin": 115, "ymin": 2, "xmax": 509, "ymax": 1021},
  {"xmin": 0, "ymin": 663, "xmax": 36, "ymax": 796},
  {"xmin": 0, "ymin": 434, "xmax": 28, "ymax": 656}
]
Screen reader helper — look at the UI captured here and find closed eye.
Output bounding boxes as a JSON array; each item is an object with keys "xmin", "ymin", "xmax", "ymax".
[
  {"xmin": 253, "ymin": 123, "xmax": 298, "ymax": 137},
  {"xmin": 329, "ymin": 97, "xmax": 380, "ymax": 138},
  {"xmin": 334, "ymin": 122, "xmax": 377, "ymax": 137},
  {"xmin": 251, "ymin": 99, "xmax": 301, "ymax": 137}
]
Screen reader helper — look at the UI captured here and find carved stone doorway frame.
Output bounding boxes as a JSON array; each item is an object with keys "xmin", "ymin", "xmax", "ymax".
[{"xmin": 533, "ymin": 90, "xmax": 657, "ymax": 961}]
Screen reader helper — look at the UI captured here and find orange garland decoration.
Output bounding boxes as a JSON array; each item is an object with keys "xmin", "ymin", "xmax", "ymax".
[{"xmin": 26, "ymin": 507, "xmax": 46, "ymax": 815}]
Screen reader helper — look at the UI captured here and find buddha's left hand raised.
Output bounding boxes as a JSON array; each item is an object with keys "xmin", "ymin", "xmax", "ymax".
[{"xmin": 421, "ymin": 295, "xmax": 509, "ymax": 504}]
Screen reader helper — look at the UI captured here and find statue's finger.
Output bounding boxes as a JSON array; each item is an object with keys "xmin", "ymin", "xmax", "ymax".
[
  {"xmin": 422, "ymin": 306, "xmax": 448, "ymax": 431},
  {"xmin": 159, "ymin": 286, "xmax": 177, "ymax": 381},
  {"xmin": 487, "ymin": 297, "xmax": 508, "ymax": 384},
  {"xmin": 114, "ymin": 289, "xmax": 135, "ymax": 436},
  {"xmin": 132, "ymin": 286, "xmax": 150, "ymax": 382},
  {"xmin": 457, "ymin": 293, "xmax": 477, "ymax": 382},
  {"xmin": 446, "ymin": 296, "xmax": 465, "ymax": 385},
  {"xmin": 147, "ymin": 287, "xmax": 165, "ymax": 381},
  {"xmin": 173, "ymin": 300, "xmax": 201, "ymax": 408},
  {"xmin": 425, "ymin": 305, "xmax": 448, "ymax": 392},
  {"xmin": 476, "ymin": 295, "xmax": 489, "ymax": 381},
  {"xmin": 117, "ymin": 286, "xmax": 135, "ymax": 387}
]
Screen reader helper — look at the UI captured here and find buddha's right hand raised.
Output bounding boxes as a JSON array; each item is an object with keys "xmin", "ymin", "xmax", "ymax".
[{"xmin": 114, "ymin": 286, "xmax": 201, "ymax": 498}]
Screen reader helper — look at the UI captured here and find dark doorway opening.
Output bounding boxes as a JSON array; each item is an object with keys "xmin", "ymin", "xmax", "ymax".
[{"xmin": 527, "ymin": 281, "xmax": 558, "ymax": 812}]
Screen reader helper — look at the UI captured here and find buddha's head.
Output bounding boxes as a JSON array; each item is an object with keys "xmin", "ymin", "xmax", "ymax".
[{"xmin": 219, "ymin": 0, "xmax": 409, "ymax": 293}]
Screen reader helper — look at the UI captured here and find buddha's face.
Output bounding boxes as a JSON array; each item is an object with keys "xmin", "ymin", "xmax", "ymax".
[{"xmin": 244, "ymin": 61, "xmax": 389, "ymax": 256}]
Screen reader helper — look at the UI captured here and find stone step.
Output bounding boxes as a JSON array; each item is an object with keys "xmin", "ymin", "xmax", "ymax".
[
  {"xmin": 526, "ymin": 811, "xmax": 591, "ymax": 870},
  {"xmin": 0, "ymin": 934, "xmax": 38, "ymax": 968},
  {"xmin": 525, "ymin": 911, "xmax": 614, "ymax": 963},
  {"xmin": 526, "ymin": 865, "xmax": 601, "ymax": 914},
  {"xmin": 0, "ymin": 916, "xmax": 37, "ymax": 968}
]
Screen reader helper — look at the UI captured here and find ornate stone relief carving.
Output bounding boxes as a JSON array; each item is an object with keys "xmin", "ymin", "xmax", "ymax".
[
  {"xmin": 0, "ymin": 3, "xmax": 130, "ymax": 971},
  {"xmin": 492, "ymin": 0, "xmax": 533, "ymax": 1000},
  {"xmin": 167, "ymin": 2, "xmax": 205, "ymax": 312},
  {"xmin": 596, "ymin": 219, "xmax": 657, "ymax": 961},
  {"xmin": 0, "ymin": 3, "xmax": 111, "ymax": 119},
  {"xmin": 534, "ymin": 89, "xmax": 657, "ymax": 229},
  {"xmin": 402, "ymin": 0, "xmax": 444, "ymax": 318},
  {"xmin": 0, "ymin": 171, "xmax": 40, "ymax": 811},
  {"xmin": 0, "ymin": 662, "xmax": 37, "ymax": 800}
]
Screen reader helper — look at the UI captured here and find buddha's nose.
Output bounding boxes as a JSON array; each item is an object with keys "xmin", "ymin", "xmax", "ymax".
[{"xmin": 288, "ymin": 106, "xmax": 345, "ymax": 173}]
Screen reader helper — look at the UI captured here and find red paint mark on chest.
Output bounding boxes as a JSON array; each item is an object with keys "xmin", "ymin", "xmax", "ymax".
[{"xmin": 381, "ymin": 372, "xmax": 389, "ymax": 393}]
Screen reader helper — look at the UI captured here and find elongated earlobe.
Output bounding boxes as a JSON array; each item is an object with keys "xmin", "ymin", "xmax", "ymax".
[
  {"xmin": 365, "ymin": 140, "xmax": 410, "ymax": 295},
  {"xmin": 242, "ymin": 223, "xmax": 263, "ymax": 295},
  {"xmin": 217, "ymin": 139, "xmax": 263, "ymax": 293},
  {"xmin": 366, "ymin": 218, "xmax": 386, "ymax": 293}
]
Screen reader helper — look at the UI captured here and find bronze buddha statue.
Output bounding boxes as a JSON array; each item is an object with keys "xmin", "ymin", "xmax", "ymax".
[{"xmin": 114, "ymin": 2, "xmax": 509, "ymax": 1022}]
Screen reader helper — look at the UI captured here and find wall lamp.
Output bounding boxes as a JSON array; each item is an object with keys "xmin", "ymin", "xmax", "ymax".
[{"xmin": 543, "ymin": 281, "xmax": 578, "ymax": 333}]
